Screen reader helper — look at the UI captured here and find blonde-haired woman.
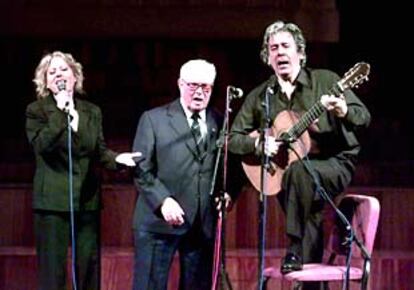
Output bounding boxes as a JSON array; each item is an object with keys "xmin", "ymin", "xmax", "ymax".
[{"xmin": 26, "ymin": 51, "xmax": 140, "ymax": 290}]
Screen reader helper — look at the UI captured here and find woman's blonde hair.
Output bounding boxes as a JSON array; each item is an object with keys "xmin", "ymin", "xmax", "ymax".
[{"xmin": 33, "ymin": 51, "xmax": 85, "ymax": 99}]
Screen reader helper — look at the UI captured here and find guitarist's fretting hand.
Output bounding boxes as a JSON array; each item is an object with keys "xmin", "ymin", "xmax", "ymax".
[{"xmin": 320, "ymin": 94, "xmax": 348, "ymax": 118}]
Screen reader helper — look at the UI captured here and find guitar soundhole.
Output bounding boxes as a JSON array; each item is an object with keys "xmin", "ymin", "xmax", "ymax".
[{"xmin": 273, "ymin": 144, "xmax": 289, "ymax": 169}]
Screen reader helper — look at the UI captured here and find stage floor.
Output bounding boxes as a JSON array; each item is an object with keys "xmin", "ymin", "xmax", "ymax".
[{"xmin": 1, "ymin": 247, "xmax": 413, "ymax": 290}]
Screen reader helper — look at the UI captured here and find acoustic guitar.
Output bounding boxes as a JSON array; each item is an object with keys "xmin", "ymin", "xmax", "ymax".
[{"xmin": 242, "ymin": 62, "xmax": 371, "ymax": 195}]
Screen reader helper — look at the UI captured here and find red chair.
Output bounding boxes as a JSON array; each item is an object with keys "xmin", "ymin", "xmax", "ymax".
[{"xmin": 263, "ymin": 194, "xmax": 380, "ymax": 290}]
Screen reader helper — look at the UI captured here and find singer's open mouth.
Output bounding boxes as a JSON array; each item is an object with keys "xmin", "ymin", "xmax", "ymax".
[{"xmin": 193, "ymin": 96, "xmax": 204, "ymax": 102}]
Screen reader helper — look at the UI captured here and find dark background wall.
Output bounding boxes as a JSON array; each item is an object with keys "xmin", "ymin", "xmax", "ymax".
[{"xmin": 0, "ymin": 0, "xmax": 409, "ymax": 186}]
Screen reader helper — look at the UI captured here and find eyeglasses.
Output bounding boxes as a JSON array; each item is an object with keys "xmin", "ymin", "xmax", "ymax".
[{"xmin": 182, "ymin": 80, "xmax": 213, "ymax": 93}]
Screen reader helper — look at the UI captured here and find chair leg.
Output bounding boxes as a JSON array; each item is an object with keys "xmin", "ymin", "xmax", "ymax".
[
  {"xmin": 294, "ymin": 281, "xmax": 327, "ymax": 290},
  {"xmin": 263, "ymin": 276, "xmax": 269, "ymax": 290},
  {"xmin": 361, "ymin": 277, "xmax": 369, "ymax": 290},
  {"xmin": 361, "ymin": 278, "xmax": 367, "ymax": 290},
  {"xmin": 361, "ymin": 259, "xmax": 371, "ymax": 290},
  {"xmin": 293, "ymin": 281, "xmax": 301, "ymax": 290}
]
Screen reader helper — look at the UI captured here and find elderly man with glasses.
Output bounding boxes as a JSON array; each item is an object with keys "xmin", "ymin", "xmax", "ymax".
[{"xmin": 131, "ymin": 59, "xmax": 232, "ymax": 290}]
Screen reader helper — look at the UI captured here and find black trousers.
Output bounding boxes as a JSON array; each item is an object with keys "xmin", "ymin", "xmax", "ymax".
[
  {"xmin": 278, "ymin": 158, "xmax": 352, "ymax": 263},
  {"xmin": 278, "ymin": 159, "xmax": 352, "ymax": 290},
  {"xmin": 132, "ymin": 222, "xmax": 214, "ymax": 290},
  {"xmin": 34, "ymin": 210, "xmax": 100, "ymax": 290}
]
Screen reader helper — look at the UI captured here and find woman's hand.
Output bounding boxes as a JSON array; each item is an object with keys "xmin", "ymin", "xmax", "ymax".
[
  {"xmin": 54, "ymin": 90, "xmax": 74, "ymax": 112},
  {"xmin": 115, "ymin": 152, "xmax": 142, "ymax": 166}
]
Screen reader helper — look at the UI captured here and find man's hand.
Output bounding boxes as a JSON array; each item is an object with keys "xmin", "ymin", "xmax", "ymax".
[
  {"xmin": 215, "ymin": 192, "xmax": 233, "ymax": 214},
  {"xmin": 255, "ymin": 135, "xmax": 281, "ymax": 157},
  {"xmin": 262, "ymin": 136, "xmax": 281, "ymax": 157},
  {"xmin": 160, "ymin": 197, "xmax": 185, "ymax": 226},
  {"xmin": 320, "ymin": 94, "xmax": 348, "ymax": 118}
]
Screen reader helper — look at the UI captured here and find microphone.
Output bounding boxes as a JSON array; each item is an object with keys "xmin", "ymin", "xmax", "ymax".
[
  {"xmin": 276, "ymin": 132, "xmax": 296, "ymax": 144},
  {"xmin": 227, "ymin": 86, "xmax": 244, "ymax": 99},
  {"xmin": 56, "ymin": 80, "xmax": 70, "ymax": 111},
  {"xmin": 266, "ymin": 76, "xmax": 276, "ymax": 95},
  {"xmin": 57, "ymin": 79, "xmax": 66, "ymax": 91}
]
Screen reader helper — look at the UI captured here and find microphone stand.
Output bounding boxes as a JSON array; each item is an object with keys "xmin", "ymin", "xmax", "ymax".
[
  {"xmin": 210, "ymin": 86, "xmax": 236, "ymax": 290},
  {"xmin": 66, "ymin": 109, "xmax": 78, "ymax": 290},
  {"xmin": 257, "ymin": 84, "xmax": 273, "ymax": 290}
]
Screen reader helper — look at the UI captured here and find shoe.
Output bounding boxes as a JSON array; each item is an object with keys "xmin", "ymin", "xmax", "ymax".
[{"xmin": 280, "ymin": 253, "xmax": 303, "ymax": 274}]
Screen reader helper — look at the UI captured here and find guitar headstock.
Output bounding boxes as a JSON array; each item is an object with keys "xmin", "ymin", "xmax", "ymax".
[{"xmin": 338, "ymin": 62, "xmax": 370, "ymax": 91}]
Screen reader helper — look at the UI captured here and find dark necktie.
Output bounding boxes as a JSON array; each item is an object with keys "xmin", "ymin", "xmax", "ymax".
[{"xmin": 191, "ymin": 113, "xmax": 203, "ymax": 150}]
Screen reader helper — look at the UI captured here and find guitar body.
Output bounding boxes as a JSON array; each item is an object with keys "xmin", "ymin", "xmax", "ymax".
[{"xmin": 241, "ymin": 110, "xmax": 311, "ymax": 195}]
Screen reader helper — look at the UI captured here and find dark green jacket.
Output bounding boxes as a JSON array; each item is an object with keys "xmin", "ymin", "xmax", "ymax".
[{"xmin": 26, "ymin": 94, "xmax": 118, "ymax": 211}]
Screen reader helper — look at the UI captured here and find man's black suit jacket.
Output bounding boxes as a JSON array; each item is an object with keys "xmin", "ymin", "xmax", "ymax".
[{"xmin": 132, "ymin": 99, "xmax": 222, "ymax": 239}]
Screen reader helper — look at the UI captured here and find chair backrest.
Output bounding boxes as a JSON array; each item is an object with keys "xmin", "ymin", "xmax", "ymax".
[{"xmin": 327, "ymin": 194, "xmax": 380, "ymax": 260}]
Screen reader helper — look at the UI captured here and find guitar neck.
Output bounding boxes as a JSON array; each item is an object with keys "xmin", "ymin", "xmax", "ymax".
[
  {"xmin": 287, "ymin": 84, "xmax": 343, "ymax": 140},
  {"xmin": 287, "ymin": 102, "xmax": 325, "ymax": 140}
]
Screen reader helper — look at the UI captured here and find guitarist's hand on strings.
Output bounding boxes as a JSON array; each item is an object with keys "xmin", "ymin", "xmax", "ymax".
[
  {"xmin": 320, "ymin": 94, "xmax": 348, "ymax": 118},
  {"xmin": 265, "ymin": 136, "xmax": 282, "ymax": 156},
  {"xmin": 255, "ymin": 136, "xmax": 281, "ymax": 157}
]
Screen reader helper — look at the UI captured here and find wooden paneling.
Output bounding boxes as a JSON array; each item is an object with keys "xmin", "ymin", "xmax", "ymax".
[
  {"xmin": 100, "ymin": 185, "xmax": 136, "ymax": 246},
  {"xmin": 0, "ymin": 185, "xmax": 34, "ymax": 246},
  {"xmin": 1, "ymin": 184, "xmax": 414, "ymax": 251}
]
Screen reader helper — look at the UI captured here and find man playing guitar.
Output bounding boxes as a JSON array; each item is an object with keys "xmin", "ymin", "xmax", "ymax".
[{"xmin": 228, "ymin": 20, "xmax": 371, "ymax": 282}]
